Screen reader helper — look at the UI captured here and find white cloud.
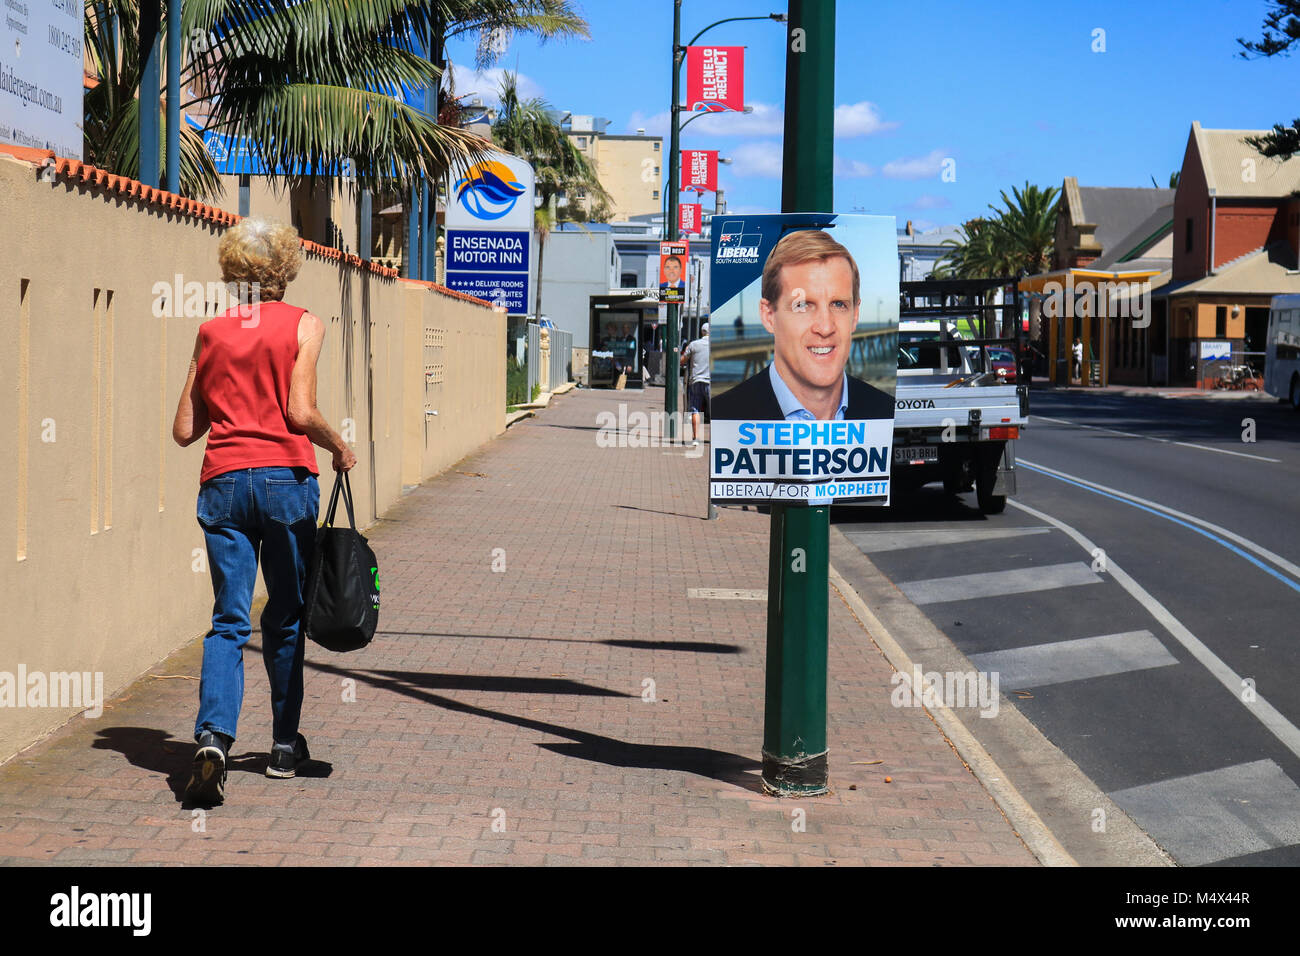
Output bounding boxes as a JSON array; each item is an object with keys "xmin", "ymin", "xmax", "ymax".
[
  {"xmin": 882, "ymin": 149, "xmax": 949, "ymax": 180},
  {"xmin": 726, "ymin": 141, "xmax": 784, "ymax": 178},
  {"xmin": 908, "ymin": 193, "xmax": 951, "ymax": 210},
  {"xmin": 625, "ymin": 109, "xmax": 672, "ymax": 138},
  {"xmin": 834, "ymin": 155, "xmax": 876, "ymax": 178},
  {"xmin": 833, "ymin": 102, "xmax": 898, "ymax": 138},
  {"xmin": 726, "ymin": 203, "xmax": 779, "ymax": 215},
  {"xmin": 678, "ymin": 100, "xmax": 785, "ymax": 137},
  {"xmin": 446, "ymin": 65, "xmax": 543, "ymax": 108}
]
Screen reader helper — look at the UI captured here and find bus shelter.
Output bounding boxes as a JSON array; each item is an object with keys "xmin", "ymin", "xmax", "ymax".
[{"xmin": 1018, "ymin": 268, "xmax": 1162, "ymax": 386}]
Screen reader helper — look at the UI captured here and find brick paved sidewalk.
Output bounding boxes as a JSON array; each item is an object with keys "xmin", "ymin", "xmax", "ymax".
[{"xmin": 0, "ymin": 387, "xmax": 1035, "ymax": 866}]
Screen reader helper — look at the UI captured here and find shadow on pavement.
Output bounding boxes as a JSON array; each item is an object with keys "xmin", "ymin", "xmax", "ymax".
[
  {"xmin": 370, "ymin": 630, "xmax": 743, "ymax": 654},
  {"xmin": 92, "ymin": 726, "xmax": 333, "ymax": 808},
  {"xmin": 366, "ymin": 671, "xmax": 631, "ymax": 698},
  {"xmin": 305, "ymin": 661, "xmax": 763, "ymax": 790}
]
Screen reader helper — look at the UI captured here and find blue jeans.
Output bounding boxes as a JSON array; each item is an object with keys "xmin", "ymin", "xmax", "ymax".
[{"xmin": 194, "ymin": 466, "xmax": 319, "ymax": 746}]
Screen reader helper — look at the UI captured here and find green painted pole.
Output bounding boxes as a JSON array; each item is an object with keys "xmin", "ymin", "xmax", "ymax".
[
  {"xmin": 665, "ymin": 0, "xmax": 682, "ymax": 438},
  {"xmin": 762, "ymin": 0, "xmax": 836, "ymax": 797}
]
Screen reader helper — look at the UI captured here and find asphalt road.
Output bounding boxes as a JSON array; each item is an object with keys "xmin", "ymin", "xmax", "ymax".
[{"xmin": 834, "ymin": 388, "xmax": 1300, "ymax": 866}]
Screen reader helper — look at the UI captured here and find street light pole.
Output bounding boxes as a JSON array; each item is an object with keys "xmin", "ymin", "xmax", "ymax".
[
  {"xmin": 667, "ymin": 11, "xmax": 784, "ymax": 435},
  {"xmin": 666, "ymin": 0, "xmax": 683, "ymax": 438},
  {"xmin": 763, "ymin": 0, "xmax": 836, "ymax": 797}
]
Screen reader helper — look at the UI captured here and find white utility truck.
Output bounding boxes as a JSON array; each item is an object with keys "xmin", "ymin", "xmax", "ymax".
[{"xmin": 891, "ymin": 279, "xmax": 1029, "ymax": 514}]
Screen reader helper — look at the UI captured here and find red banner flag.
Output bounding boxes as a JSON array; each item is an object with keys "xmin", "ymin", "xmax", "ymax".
[
  {"xmin": 686, "ymin": 46, "xmax": 745, "ymax": 112},
  {"xmin": 678, "ymin": 203, "xmax": 702, "ymax": 235},
  {"xmin": 681, "ymin": 149, "xmax": 718, "ymax": 193}
]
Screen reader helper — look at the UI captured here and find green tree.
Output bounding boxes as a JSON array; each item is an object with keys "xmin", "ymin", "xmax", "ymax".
[
  {"xmin": 490, "ymin": 72, "xmax": 610, "ymax": 322},
  {"xmin": 1239, "ymin": 1, "xmax": 1300, "ymax": 157},
  {"xmin": 83, "ymin": 1, "xmax": 589, "ymax": 201},
  {"xmin": 935, "ymin": 182, "xmax": 1059, "ymax": 279}
]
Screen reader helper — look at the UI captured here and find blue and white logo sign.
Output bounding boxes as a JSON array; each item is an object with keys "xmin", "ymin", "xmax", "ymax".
[{"xmin": 446, "ymin": 151, "xmax": 536, "ymax": 231}]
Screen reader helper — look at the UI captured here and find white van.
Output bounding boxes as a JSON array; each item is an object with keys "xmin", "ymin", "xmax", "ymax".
[{"xmin": 1263, "ymin": 294, "xmax": 1300, "ymax": 409}]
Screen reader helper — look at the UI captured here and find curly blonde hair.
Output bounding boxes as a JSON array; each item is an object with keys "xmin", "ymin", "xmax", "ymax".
[{"xmin": 217, "ymin": 218, "xmax": 305, "ymax": 302}]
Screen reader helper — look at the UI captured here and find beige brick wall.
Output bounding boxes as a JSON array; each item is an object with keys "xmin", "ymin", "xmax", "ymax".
[{"xmin": 0, "ymin": 155, "xmax": 504, "ymax": 761}]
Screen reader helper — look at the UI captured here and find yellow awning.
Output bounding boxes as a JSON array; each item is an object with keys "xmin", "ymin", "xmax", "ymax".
[{"xmin": 1018, "ymin": 268, "xmax": 1162, "ymax": 294}]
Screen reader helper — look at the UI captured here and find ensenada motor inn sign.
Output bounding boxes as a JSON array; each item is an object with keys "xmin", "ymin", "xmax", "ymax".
[{"xmin": 0, "ymin": 0, "xmax": 83, "ymax": 160}]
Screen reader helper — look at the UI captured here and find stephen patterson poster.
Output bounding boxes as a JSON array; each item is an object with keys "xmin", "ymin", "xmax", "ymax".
[{"xmin": 708, "ymin": 214, "xmax": 899, "ymax": 505}]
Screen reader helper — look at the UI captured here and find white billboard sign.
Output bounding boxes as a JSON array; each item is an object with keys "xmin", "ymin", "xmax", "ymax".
[{"xmin": 1, "ymin": 0, "xmax": 84, "ymax": 160}]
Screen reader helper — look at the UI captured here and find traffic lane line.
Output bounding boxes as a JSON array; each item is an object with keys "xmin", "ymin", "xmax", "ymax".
[
  {"xmin": 1018, "ymin": 459, "xmax": 1300, "ymax": 594},
  {"xmin": 897, "ymin": 562, "xmax": 1102, "ymax": 605},
  {"xmin": 1031, "ymin": 414, "xmax": 1281, "ymax": 462},
  {"xmin": 1007, "ymin": 497, "xmax": 1300, "ymax": 763},
  {"xmin": 967, "ymin": 630, "xmax": 1177, "ymax": 690},
  {"xmin": 1108, "ymin": 760, "xmax": 1300, "ymax": 867}
]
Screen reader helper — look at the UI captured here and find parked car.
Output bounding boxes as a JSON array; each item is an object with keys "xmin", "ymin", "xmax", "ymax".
[{"xmin": 986, "ymin": 346, "xmax": 1018, "ymax": 383}]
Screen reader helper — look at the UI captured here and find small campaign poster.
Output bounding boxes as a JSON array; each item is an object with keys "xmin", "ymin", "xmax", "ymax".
[
  {"xmin": 659, "ymin": 240, "xmax": 689, "ymax": 304},
  {"xmin": 708, "ymin": 214, "xmax": 899, "ymax": 505}
]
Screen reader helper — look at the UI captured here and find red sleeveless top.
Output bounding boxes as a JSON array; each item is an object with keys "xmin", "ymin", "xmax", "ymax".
[{"xmin": 195, "ymin": 300, "xmax": 319, "ymax": 483}]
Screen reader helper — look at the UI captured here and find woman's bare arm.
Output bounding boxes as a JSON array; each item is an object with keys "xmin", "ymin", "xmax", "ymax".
[{"xmin": 172, "ymin": 332, "xmax": 210, "ymax": 447}]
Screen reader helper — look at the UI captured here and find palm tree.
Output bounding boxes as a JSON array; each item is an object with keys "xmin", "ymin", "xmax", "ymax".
[
  {"xmin": 989, "ymin": 181, "xmax": 1059, "ymax": 277},
  {"xmin": 490, "ymin": 72, "xmax": 610, "ymax": 324},
  {"xmin": 82, "ymin": 1, "xmax": 589, "ymax": 201},
  {"xmin": 935, "ymin": 183, "xmax": 1059, "ymax": 280}
]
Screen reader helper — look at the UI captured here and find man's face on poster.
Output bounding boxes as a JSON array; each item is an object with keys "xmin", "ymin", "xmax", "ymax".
[
  {"xmin": 759, "ymin": 255, "xmax": 860, "ymax": 396},
  {"xmin": 662, "ymin": 257, "xmax": 682, "ymax": 284}
]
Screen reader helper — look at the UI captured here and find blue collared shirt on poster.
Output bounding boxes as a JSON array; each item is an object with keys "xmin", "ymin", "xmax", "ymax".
[{"xmin": 767, "ymin": 364, "xmax": 848, "ymax": 506}]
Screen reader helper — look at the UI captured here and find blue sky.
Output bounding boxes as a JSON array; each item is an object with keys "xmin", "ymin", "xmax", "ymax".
[{"xmin": 446, "ymin": 0, "xmax": 1300, "ymax": 229}]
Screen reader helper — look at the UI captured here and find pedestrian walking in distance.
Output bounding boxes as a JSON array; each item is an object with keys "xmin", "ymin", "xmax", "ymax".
[
  {"xmin": 171, "ymin": 218, "xmax": 357, "ymax": 805},
  {"xmin": 681, "ymin": 322, "xmax": 711, "ymax": 445}
]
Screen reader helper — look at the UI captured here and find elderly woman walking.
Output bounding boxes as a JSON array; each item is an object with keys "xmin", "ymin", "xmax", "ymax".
[{"xmin": 172, "ymin": 218, "xmax": 356, "ymax": 805}]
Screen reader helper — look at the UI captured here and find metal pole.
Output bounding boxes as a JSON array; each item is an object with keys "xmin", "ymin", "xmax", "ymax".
[
  {"xmin": 138, "ymin": 0, "xmax": 161, "ymax": 188},
  {"xmin": 762, "ymin": 0, "xmax": 835, "ymax": 797},
  {"xmin": 165, "ymin": 0, "xmax": 180, "ymax": 192},
  {"xmin": 422, "ymin": 21, "xmax": 444, "ymax": 282},
  {"xmin": 665, "ymin": 0, "xmax": 682, "ymax": 439},
  {"xmin": 360, "ymin": 189, "xmax": 373, "ymax": 261},
  {"xmin": 406, "ymin": 183, "xmax": 421, "ymax": 279}
]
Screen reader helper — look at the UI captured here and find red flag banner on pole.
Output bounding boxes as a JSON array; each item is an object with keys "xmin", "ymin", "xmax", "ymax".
[
  {"xmin": 678, "ymin": 203, "xmax": 702, "ymax": 235},
  {"xmin": 681, "ymin": 149, "xmax": 718, "ymax": 193},
  {"xmin": 686, "ymin": 46, "xmax": 745, "ymax": 112}
]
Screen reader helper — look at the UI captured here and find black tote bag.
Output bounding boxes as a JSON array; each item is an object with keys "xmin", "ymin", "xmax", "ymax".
[{"xmin": 303, "ymin": 472, "xmax": 380, "ymax": 652}]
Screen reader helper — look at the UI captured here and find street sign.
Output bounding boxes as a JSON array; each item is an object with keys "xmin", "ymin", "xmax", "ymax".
[
  {"xmin": 686, "ymin": 46, "xmax": 745, "ymax": 112},
  {"xmin": 445, "ymin": 152, "xmax": 535, "ymax": 314},
  {"xmin": 0, "ymin": 0, "xmax": 84, "ymax": 159},
  {"xmin": 445, "ymin": 229, "xmax": 530, "ymax": 272},
  {"xmin": 445, "ymin": 228, "xmax": 530, "ymax": 313},
  {"xmin": 446, "ymin": 151, "xmax": 536, "ymax": 230},
  {"xmin": 443, "ymin": 272, "xmax": 529, "ymax": 314}
]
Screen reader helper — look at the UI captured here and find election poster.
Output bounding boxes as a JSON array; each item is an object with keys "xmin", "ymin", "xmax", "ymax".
[
  {"xmin": 659, "ymin": 239, "xmax": 689, "ymax": 304},
  {"xmin": 708, "ymin": 214, "xmax": 899, "ymax": 505}
]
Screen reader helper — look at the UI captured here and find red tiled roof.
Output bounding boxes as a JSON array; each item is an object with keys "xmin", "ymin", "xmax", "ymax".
[
  {"xmin": 396, "ymin": 276, "xmax": 496, "ymax": 307},
  {"xmin": 0, "ymin": 144, "xmax": 401, "ymax": 279}
]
